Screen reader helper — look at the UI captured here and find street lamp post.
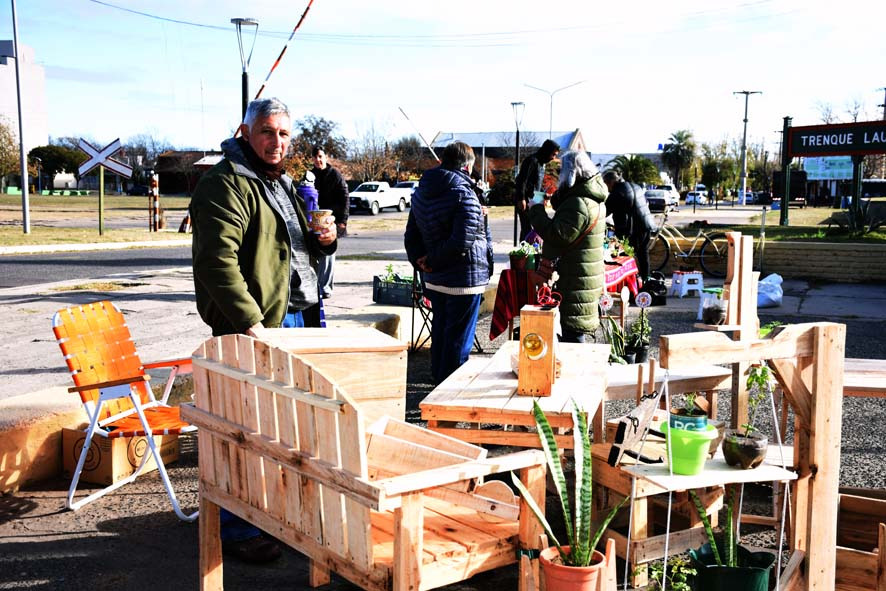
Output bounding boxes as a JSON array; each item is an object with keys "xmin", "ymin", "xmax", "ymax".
[
  {"xmin": 231, "ymin": 17, "xmax": 259, "ymax": 120},
  {"xmin": 525, "ymin": 81, "xmax": 586, "ymax": 139},
  {"xmin": 734, "ymin": 90, "xmax": 762, "ymax": 205},
  {"xmin": 511, "ymin": 101, "xmax": 525, "ymax": 246}
]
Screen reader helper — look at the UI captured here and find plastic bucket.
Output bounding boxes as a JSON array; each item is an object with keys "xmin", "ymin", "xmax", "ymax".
[
  {"xmin": 661, "ymin": 423, "xmax": 717, "ymax": 475},
  {"xmin": 669, "ymin": 412, "xmax": 708, "ymax": 431}
]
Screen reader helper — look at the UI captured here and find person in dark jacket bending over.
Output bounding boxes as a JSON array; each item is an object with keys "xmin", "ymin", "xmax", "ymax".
[
  {"xmin": 529, "ymin": 151, "xmax": 607, "ymax": 343},
  {"xmin": 311, "ymin": 146, "xmax": 349, "ymax": 298},
  {"xmin": 405, "ymin": 142, "xmax": 493, "ymax": 384},
  {"xmin": 602, "ymin": 170, "xmax": 657, "ymax": 282},
  {"xmin": 190, "ymin": 97, "xmax": 337, "ymax": 563},
  {"xmin": 515, "ymin": 139, "xmax": 560, "ymax": 242}
]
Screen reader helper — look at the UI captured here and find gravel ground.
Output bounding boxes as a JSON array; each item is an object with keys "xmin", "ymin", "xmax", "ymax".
[{"xmin": 2, "ymin": 306, "xmax": 883, "ymax": 590}]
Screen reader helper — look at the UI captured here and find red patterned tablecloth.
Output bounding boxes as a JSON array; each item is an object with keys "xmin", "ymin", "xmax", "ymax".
[{"xmin": 489, "ymin": 257, "xmax": 639, "ymax": 340}]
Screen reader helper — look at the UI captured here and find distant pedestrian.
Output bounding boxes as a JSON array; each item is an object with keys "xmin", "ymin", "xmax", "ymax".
[
  {"xmin": 311, "ymin": 146, "xmax": 350, "ymax": 298},
  {"xmin": 514, "ymin": 139, "xmax": 560, "ymax": 242},
  {"xmin": 404, "ymin": 142, "xmax": 493, "ymax": 384},
  {"xmin": 603, "ymin": 170, "xmax": 657, "ymax": 282}
]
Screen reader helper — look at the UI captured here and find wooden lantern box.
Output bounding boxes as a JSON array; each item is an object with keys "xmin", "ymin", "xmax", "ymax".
[{"xmin": 262, "ymin": 327, "xmax": 407, "ymax": 425}]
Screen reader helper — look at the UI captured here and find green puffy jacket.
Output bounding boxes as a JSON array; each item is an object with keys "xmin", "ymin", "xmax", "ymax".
[
  {"xmin": 528, "ymin": 176, "xmax": 607, "ymax": 335},
  {"xmin": 190, "ymin": 140, "xmax": 334, "ymax": 336}
]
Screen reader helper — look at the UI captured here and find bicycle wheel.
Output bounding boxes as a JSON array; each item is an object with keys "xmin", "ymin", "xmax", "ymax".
[
  {"xmin": 700, "ymin": 232, "xmax": 729, "ymax": 277},
  {"xmin": 648, "ymin": 234, "xmax": 670, "ymax": 272}
]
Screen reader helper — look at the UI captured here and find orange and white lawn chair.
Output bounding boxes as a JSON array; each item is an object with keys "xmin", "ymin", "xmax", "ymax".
[{"xmin": 52, "ymin": 300, "xmax": 197, "ymax": 521}]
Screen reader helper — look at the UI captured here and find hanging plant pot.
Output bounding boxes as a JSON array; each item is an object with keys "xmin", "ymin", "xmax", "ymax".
[
  {"xmin": 689, "ymin": 543, "xmax": 776, "ymax": 591},
  {"xmin": 669, "ymin": 408, "xmax": 708, "ymax": 431},
  {"xmin": 722, "ymin": 430, "xmax": 769, "ymax": 469},
  {"xmin": 539, "ymin": 545, "xmax": 614, "ymax": 591},
  {"xmin": 661, "ymin": 422, "xmax": 718, "ymax": 475}
]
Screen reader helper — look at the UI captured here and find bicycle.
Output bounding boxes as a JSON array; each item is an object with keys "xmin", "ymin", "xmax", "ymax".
[{"xmin": 647, "ymin": 211, "xmax": 730, "ymax": 277}]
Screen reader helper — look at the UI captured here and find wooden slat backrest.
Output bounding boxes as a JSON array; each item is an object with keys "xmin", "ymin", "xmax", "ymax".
[
  {"xmin": 52, "ymin": 300, "xmax": 151, "ymax": 420},
  {"xmin": 192, "ymin": 335, "xmax": 372, "ymax": 571}
]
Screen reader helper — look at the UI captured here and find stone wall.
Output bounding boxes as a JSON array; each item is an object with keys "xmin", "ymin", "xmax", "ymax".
[{"xmin": 656, "ymin": 239, "xmax": 886, "ymax": 282}]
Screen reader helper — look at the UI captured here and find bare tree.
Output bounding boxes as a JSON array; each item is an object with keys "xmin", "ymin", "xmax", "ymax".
[
  {"xmin": 496, "ymin": 131, "xmax": 541, "ymax": 161},
  {"xmin": 845, "ymin": 97, "xmax": 867, "ymax": 123},
  {"xmin": 0, "ymin": 116, "xmax": 18, "ymax": 192},
  {"xmin": 815, "ymin": 101, "xmax": 839, "ymax": 124},
  {"xmin": 349, "ymin": 123, "xmax": 397, "ymax": 182}
]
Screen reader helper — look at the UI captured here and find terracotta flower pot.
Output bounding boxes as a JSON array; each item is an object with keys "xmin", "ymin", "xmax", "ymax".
[
  {"xmin": 540, "ymin": 545, "xmax": 612, "ymax": 591},
  {"xmin": 722, "ymin": 430, "xmax": 769, "ymax": 469}
]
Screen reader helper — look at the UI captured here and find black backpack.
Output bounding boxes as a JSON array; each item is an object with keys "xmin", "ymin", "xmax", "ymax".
[{"xmin": 638, "ymin": 271, "xmax": 667, "ymax": 306}]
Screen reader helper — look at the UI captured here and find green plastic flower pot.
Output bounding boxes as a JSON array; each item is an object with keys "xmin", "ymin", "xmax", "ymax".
[
  {"xmin": 661, "ymin": 423, "xmax": 718, "ymax": 475},
  {"xmin": 689, "ymin": 543, "xmax": 776, "ymax": 591}
]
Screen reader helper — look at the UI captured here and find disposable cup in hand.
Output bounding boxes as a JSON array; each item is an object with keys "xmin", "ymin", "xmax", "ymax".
[{"xmin": 308, "ymin": 209, "xmax": 333, "ymax": 233}]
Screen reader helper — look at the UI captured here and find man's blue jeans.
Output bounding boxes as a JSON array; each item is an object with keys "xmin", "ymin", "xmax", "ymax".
[
  {"xmin": 425, "ymin": 291, "xmax": 481, "ymax": 385},
  {"xmin": 221, "ymin": 309, "xmax": 303, "ymax": 543}
]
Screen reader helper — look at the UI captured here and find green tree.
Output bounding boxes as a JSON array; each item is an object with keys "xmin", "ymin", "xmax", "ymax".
[
  {"xmin": 605, "ymin": 154, "xmax": 660, "ymax": 186},
  {"xmin": 27, "ymin": 145, "xmax": 84, "ymax": 194},
  {"xmin": 391, "ymin": 135, "xmax": 427, "ymax": 179},
  {"xmin": 291, "ymin": 115, "xmax": 347, "ymax": 158},
  {"xmin": 661, "ymin": 129, "xmax": 696, "ymax": 190},
  {"xmin": 0, "ymin": 117, "xmax": 19, "ymax": 191}
]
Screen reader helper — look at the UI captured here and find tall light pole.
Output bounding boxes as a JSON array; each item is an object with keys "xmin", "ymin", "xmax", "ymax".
[
  {"xmin": 511, "ymin": 101, "xmax": 525, "ymax": 246},
  {"xmin": 11, "ymin": 0, "xmax": 29, "ymax": 233},
  {"xmin": 734, "ymin": 90, "xmax": 762, "ymax": 205},
  {"xmin": 525, "ymin": 81, "xmax": 586, "ymax": 139},
  {"xmin": 231, "ymin": 17, "xmax": 259, "ymax": 120}
]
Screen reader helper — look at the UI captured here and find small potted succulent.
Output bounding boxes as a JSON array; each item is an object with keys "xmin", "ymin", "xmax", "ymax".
[{"xmin": 721, "ymin": 363, "xmax": 772, "ymax": 469}]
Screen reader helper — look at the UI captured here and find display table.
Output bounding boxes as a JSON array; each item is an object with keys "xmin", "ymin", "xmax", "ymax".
[
  {"xmin": 420, "ymin": 342, "xmax": 733, "ymax": 449},
  {"xmin": 843, "ymin": 357, "xmax": 886, "ymax": 398},
  {"xmin": 489, "ymin": 256, "xmax": 640, "ymax": 340}
]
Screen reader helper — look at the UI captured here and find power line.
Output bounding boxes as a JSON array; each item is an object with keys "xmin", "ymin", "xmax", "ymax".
[{"xmin": 85, "ymin": 0, "xmax": 793, "ymax": 48}]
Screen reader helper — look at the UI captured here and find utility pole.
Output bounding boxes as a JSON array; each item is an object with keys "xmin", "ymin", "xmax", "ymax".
[
  {"xmin": 734, "ymin": 90, "xmax": 762, "ymax": 205},
  {"xmin": 11, "ymin": 0, "xmax": 29, "ymax": 233},
  {"xmin": 232, "ymin": 17, "xmax": 259, "ymax": 120},
  {"xmin": 511, "ymin": 101, "xmax": 525, "ymax": 246}
]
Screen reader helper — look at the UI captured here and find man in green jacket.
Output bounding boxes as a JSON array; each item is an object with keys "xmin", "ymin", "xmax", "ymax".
[
  {"xmin": 191, "ymin": 97, "xmax": 337, "ymax": 338},
  {"xmin": 189, "ymin": 97, "xmax": 337, "ymax": 563}
]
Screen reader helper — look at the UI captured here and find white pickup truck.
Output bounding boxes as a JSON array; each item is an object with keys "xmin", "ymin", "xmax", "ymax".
[{"xmin": 349, "ymin": 181, "xmax": 413, "ymax": 215}]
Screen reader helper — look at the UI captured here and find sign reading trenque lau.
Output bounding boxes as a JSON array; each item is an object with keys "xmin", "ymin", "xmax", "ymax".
[{"xmin": 788, "ymin": 120, "xmax": 886, "ymax": 158}]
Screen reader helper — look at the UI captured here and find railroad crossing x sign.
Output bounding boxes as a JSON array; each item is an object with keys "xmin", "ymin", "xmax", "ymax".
[{"xmin": 77, "ymin": 138, "xmax": 133, "ymax": 178}]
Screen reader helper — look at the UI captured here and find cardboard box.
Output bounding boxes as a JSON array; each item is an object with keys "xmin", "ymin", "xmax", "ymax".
[{"xmin": 61, "ymin": 427, "xmax": 180, "ymax": 486}]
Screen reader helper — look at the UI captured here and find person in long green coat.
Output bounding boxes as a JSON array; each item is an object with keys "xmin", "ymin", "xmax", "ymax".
[{"xmin": 528, "ymin": 150, "xmax": 607, "ymax": 342}]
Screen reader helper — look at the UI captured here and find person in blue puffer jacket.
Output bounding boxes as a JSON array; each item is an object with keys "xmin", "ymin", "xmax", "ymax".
[{"xmin": 404, "ymin": 141, "xmax": 493, "ymax": 384}]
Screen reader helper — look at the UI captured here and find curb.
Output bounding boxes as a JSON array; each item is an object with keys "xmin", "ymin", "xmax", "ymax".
[{"xmin": 0, "ymin": 238, "xmax": 191, "ymax": 256}]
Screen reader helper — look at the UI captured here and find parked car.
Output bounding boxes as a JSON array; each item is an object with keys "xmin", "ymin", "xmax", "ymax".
[
  {"xmin": 349, "ymin": 181, "xmax": 412, "ymax": 215},
  {"xmin": 393, "ymin": 180, "xmax": 419, "ymax": 198},
  {"xmin": 644, "ymin": 189, "xmax": 670, "ymax": 212},
  {"xmin": 654, "ymin": 184, "xmax": 681, "ymax": 206},
  {"xmin": 685, "ymin": 191, "xmax": 709, "ymax": 205},
  {"xmin": 737, "ymin": 190, "xmax": 755, "ymax": 204},
  {"xmin": 126, "ymin": 184, "xmax": 150, "ymax": 196}
]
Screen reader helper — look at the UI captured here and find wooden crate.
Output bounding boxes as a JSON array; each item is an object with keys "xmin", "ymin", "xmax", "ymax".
[
  {"xmin": 836, "ymin": 493, "xmax": 886, "ymax": 591},
  {"xmin": 262, "ymin": 327, "xmax": 407, "ymax": 425}
]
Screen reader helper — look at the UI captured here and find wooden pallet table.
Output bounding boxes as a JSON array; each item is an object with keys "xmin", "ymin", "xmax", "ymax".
[
  {"xmin": 843, "ymin": 357, "xmax": 886, "ymax": 398},
  {"xmin": 421, "ymin": 341, "xmax": 732, "ymax": 449}
]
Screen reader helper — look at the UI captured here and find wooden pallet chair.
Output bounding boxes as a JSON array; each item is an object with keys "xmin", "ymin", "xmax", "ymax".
[
  {"xmin": 181, "ymin": 334, "xmax": 547, "ymax": 591},
  {"xmin": 51, "ymin": 300, "xmax": 197, "ymax": 521}
]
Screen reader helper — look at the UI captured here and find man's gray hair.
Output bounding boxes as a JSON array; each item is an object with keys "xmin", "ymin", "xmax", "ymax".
[
  {"xmin": 243, "ymin": 97, "xmax": 290, "ymax": 131},
  {"xmin": 558, "ymin": 151, "xmax": 599, "ymax": 190}
]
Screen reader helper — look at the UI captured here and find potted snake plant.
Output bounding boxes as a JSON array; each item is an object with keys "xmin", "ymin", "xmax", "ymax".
[
  {"xmin": 688, "ymin": 488, "xmax": 776, "ymax": 590},
  {"xmin": 511, "ymin": 400, "xmax": 626, "ymax": 590}
]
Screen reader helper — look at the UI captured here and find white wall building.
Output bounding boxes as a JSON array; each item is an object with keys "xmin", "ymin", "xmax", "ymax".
[{"xmin": 0, "ymin": 41, "xmax": 48, "ymax": 156}]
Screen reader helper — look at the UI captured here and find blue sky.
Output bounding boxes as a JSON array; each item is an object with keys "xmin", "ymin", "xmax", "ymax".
[{"xmin": 3, "ymin": 0, "xmax": 885, "ymax": 155}]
